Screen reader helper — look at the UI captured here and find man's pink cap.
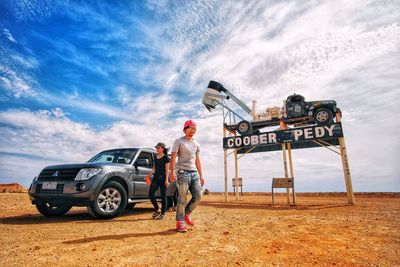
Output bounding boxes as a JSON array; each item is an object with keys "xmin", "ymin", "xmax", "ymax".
[{"xmin": 183, "ymin": 120, "xmax": 196, "ymax": 131}]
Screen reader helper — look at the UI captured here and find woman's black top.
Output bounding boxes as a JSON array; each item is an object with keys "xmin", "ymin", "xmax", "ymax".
[{"xmin": 154, "ymin": 155, "xmax": 170, "ymax": 179}]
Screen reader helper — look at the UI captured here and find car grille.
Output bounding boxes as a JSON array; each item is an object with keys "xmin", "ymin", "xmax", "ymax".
[
  {"xmin": 35, "ymin": 184, "xmax": 64, "ymax": 194},
  {"xmin": 37, "ymin": 168, "xmax": 81, "ymax": 181}
]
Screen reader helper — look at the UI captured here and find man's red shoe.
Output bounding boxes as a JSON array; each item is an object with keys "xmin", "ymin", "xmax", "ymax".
[
  {"xmin": 185, "ymin": 213, "xmax": 195, "ymax": 226},
  {"xmin": 176, "ymin": 220, "xmax": 188, "ymax": 233}
]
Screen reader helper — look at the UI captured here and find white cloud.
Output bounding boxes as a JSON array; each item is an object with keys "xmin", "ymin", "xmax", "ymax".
[
  {"xmin": 183, "ymin": 3, "xmax": 400, "ymax": 106},
  {"xmin": 116, "ymin": 86, "xmax": 133, "ymax": 106},
  {"xmin": 11, "ymin": 54, "xmax": 39, "ymax": 69},
  {"xmin": 32, "ymin": 87, "xmax": 182, "ymax": 125},
  {"xmin": 0, "ymin": 65, "xmax": 37, "ymax": 98},
  {"xmin": 138, "ymin": 0, "xmax": 400, "ymax": 105},
  {"xmin": 0, "ymin": 28, "xmax": 38, "ymax": 98},
  {"xmin": 36, "ymin": 90, "xmax": 140, "ymax": 122},
  {"xmin": 12, "ymin": 0, "xmax": 66, "ymax": 23},
  {"xmin": 2, "ymin": 28, "xmax": 17, "ymax": 43},
  {"xmin": 0, "ymin": 107, "xmax": 185, "ymax": 167}
]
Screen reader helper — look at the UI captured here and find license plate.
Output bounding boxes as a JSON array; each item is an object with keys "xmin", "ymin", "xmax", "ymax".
[{"xmin": 42, "ymin": 182, "xmax": 57, "ymax": 190}]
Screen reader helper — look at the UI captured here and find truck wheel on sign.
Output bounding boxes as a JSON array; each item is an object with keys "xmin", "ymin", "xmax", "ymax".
[
  {"xmin": 313, "ymin": 108, "xmax": 333, "ymax": 125},
  {"xmin": 36, "ymin": 202, "xmax": 72, "ymax": 217},
  {"xmin": 87, "ymin": 181, "xmax": 127, "ymax": 219},
  {"xmin": 237, "ymin": 120, "xmax": 253, "ymax": 135}
]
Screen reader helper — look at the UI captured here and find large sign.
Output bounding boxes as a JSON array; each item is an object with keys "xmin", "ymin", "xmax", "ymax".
[{"xmin": 223, "ymin": 123, "xmax": 343, "ymax": 153}]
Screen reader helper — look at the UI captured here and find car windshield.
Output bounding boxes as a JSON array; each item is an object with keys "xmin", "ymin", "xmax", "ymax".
[{"xmin": 87, "ymin": 149, "xmax": 138, "ymax": 164}]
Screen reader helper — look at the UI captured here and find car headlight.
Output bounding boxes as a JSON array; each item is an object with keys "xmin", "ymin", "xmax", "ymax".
[{"xmin": 75, "ymin": 168, "xmax": 102, "ymax": 181}]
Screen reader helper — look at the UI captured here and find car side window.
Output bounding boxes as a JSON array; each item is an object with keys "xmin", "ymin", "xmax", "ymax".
[{"xmin": 137, "ymin": 152, "xmax": 153, "ymax": 168}]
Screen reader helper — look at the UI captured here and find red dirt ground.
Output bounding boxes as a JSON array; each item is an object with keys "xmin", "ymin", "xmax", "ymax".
[{"xmin": 0, "ymin": 192, "xmax": 399, "ymax": 266}]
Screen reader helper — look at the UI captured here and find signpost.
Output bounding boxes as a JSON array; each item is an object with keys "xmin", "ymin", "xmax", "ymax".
[
  {"xmin": 272, "ymin": 178, "xmax": 295, "ymax": 204},
  {"xmin": 222, "ymin": 117, "xmax": 355, "ymax": 205},
  {"xmin": 207, "ymin": 84, "xmax": 354, "ymax": 205},
  {"xmin": 232, "ymin": 178, "xmax": 243, "ymax": 195}
]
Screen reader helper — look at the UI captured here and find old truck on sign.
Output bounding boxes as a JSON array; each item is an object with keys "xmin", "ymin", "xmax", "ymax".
[{"xmin": 202, "ymin": 80, "xmax": 339, "ymax": 135}]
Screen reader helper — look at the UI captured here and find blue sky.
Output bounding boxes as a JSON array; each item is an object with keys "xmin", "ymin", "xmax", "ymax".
[{"xmin": 0, "ymin": 0, "xmax": 399, "ymax": 192}]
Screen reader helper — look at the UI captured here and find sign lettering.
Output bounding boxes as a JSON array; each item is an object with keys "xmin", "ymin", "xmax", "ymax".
[{"xmin": 223, "ymin": 123, "xmax": 343, "ymax": 149}]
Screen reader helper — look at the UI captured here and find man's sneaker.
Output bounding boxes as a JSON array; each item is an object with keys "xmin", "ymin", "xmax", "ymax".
[
  {"xmin": 176, "ymin": 220, "xmax": 188, "ymax": 233},
  {"xmin": 154, "ymin": 213, "xmax": 164, "ymax": 220},
  {"xmin": 152, "ymin": 209, "xmax": 161, "ymax": 218},
  {"xmin": 184, "ymin": 213, "xmax": 195, "ymax": 226}
]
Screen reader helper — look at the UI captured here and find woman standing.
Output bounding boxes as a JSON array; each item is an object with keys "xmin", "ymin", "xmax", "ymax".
[{"xmin": 146, "ymin": 142, "xmax": 170, "ymax": 220}]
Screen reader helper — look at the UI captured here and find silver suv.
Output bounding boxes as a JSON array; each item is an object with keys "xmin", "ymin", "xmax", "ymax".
[{"xmin": 28, "ymin": 148, "xmax": 159, "ymax": 219}]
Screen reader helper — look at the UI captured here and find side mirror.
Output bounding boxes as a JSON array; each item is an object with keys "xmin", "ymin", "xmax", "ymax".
[{"xmin": 135, "ymin": 158, "xmax": 150, "ymax": 167}]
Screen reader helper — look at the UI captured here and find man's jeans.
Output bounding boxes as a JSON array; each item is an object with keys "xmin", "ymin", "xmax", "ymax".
[{"xmin": 176, "ymin": 170, "xmax": 202, "ymax": 221}]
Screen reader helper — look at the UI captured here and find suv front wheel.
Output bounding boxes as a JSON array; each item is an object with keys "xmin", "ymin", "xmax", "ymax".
[
  {"xmin": 87, "ymin": 181, "xmax": 127, "ymax": 219},
  {"xmin": 36, "ymin": 202, "xmax": 72, "ymax": 217}
]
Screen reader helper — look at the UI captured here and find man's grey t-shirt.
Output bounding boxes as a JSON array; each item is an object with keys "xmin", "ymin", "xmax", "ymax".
[{"xmin": 171, "ymin": 136, "xmax": 200, "ymax": 171}]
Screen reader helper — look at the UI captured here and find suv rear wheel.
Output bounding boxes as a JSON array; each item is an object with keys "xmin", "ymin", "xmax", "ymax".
[
  {"xmin": 36, "ymin": 202, "xmax": 72, "ymax": 217},
  {"xmin": 87, "ymin": 181, "xmax": 127, "ymax": 219}
]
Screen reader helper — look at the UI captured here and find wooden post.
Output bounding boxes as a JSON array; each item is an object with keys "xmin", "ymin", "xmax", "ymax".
[
  {"xmin": 282, "ymin": 143, "xmax": 290, "ymax": 204},
  {"xmin": 234, "ymin": 148, "xmax": 239, "ymax": 201},
  {"xmin": 279, "ymin": 120, "xmax": 291, "ymax": 204},
  {"xmin": 223, "ymin": 128, "xmax": 228, "ymax": 202},
  {"xmin": 336, "ymin": 112, "xmax": 355, "ymax": 205},
  {"xmin": 287, "ymin": 143, "xmax": 296, "ymax": 205}
]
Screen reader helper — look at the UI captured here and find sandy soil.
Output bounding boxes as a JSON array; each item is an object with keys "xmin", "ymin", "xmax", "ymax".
[{"xmin": 0, "ymin": 192, "xmax": 399, "ymax": 266}]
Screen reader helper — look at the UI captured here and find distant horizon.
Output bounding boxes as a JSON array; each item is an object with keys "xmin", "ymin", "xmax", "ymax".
[{"xmin": 2, "ymin": 181, "xmax": 399, "ymax": 194}]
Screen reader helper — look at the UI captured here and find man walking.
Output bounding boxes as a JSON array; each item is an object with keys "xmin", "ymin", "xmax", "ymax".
[{"xmin": 170, "ymin": 120, "xmax": 205, "ymax": 233}]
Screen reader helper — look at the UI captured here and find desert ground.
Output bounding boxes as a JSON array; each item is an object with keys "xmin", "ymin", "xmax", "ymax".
[{"xmin": 0, "ymin": 192, "xmax": 399, "ymax": 266}]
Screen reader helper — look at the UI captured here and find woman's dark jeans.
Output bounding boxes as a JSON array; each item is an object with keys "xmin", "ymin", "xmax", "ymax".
[{"xmin": 149, "ymin": 175, "xmax": 167, "ymax": 215}]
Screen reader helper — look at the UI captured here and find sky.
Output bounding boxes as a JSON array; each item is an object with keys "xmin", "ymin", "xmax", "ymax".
[{"xmin": 0, "ymin": 0, "xmax": 399, "ymax": 192}]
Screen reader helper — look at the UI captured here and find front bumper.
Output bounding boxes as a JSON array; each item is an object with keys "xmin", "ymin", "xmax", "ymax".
[{"xmin": 28, "ymin": 178, "xmax": 100, "ymax": 206}]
